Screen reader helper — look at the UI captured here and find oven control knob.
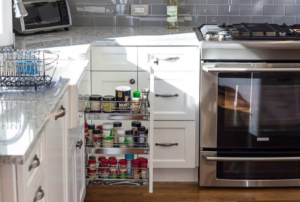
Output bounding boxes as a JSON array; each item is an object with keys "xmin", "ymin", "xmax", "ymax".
[{"xmin": 218, "ymin": 34, "xmax": 225, "ymax": 41}]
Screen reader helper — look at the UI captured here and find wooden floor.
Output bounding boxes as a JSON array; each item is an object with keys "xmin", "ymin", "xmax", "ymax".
[{"xmin": 84, "ymin": 182, "xmax": 300, "ymax": 202}]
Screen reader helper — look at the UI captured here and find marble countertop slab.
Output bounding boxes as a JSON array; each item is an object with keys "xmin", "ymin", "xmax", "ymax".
[{"xmin": 0, "ymin": 79, "xmax": 69, "ymax": 164}]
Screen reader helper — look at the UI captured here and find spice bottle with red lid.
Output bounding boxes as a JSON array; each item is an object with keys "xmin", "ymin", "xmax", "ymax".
[
  {"xmin": 109, "ymin": 159, "xmax": 118, "ymax": 179},
  {"xmin": 119, "ymin": 159, "xmax": 127, "ymax": 179},
  {"xmin": 100, "ymin": 159, "xmax": 109, "ymax": 179},
  {"xmin": 140, "ymin": 159, "xmax": 148, "ymax": 179},
  {"xmin": 132, "ymin": 160, "xmax": 140, "ymax": 179},
  {"xmin": 88, "ymin": 169, "xmax": 97, "ymax": 179}
]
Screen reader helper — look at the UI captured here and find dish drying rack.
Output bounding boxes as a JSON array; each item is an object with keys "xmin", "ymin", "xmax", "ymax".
[{"xmin": 0, "ymin": 47, "xmax": 59, "ymax": 92}]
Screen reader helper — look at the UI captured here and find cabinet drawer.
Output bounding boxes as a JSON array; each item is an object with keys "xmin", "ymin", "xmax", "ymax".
[
  {"xmin": 17, "ymin": 134, "xmax": 45, "ymax": 202},
  {"xmin": 138, "ymin": 72, "xmax": 197, "ymax": 120},
  {"xmin": 153, "ymin": 121, "xmax": 196, "ymax": 168},
  {"xmin": 27, "ymin": 171, "xmax": 46, "ymax": 202},
  {"xmin": 138, "ymin": 47, "xmax": 199, "ymax": 72},
  {"xmin": 92, "ymin": 72, "xmax": 137, "ymax": 95},
  {"xmin": 91, "ymin": 47, "xmax": 138, "ymax": 71}
]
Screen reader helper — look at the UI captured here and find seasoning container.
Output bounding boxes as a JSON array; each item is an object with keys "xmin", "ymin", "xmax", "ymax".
[
  {"xmin": 117, "ymin": 128, "xmax": 127, "ymax": 148},
  {"xmin": 131, "ymin": 91, "xmax": 140, "ymax": 114},
  {"xmin": 93, "ymin": 129, "xmax": 101, "ymax": 147},
  {"xmin": 115, "ymin": 86, "xmax": 131, "ymax": 113},
  {"xmin": 132, "ymin": 160, "xmax": 140, "ymax": 179},
  {"xmin": 98, "ymin": 156, "xmax": 106, "ymax": 168},
  {"xmin": 88, "ymin": 124, "xmax": 95, "ymax": 136},
  {"xmin": 84, "ymin": 94, "xmax": 91, "ymax": 112},
  {"xmin": 137, "ymin": 126, "xmax": 146, "ymax": 147},
  {"xmin": 100, "ymin": 159, "xmax": 109, "ymax": 179},
  {"xmin": 113, "ymin": 122, "xmax": 122, "ymax": 147},
  {"xmin": 119, "ymin": 159, "xmax": 127, "ymax": 179},
  {"xmin": 88, "ymin": 158, "xmax": 97, "ymax": 171},
  {"xmin": 142, "ymin": 88, "xmax": 150, "ymax": 107},
  {"xmin": 125, "ymin": 130, "xmax": 134, "ymax": 148},
  {"xmin": 89, "ymin": 94, "xmax": 102, "ymax": 112},
  {"xmin": 102, "ymin": 95, "xmax": 116, "ymax": 113},
  {"xmin": 125, "ymin": 154, "xmax": 134, "ymax": 177},
  {"xmin": 88, "ymin": 169, "xmax": 97, "ymax": 179},
  {"xmin": 141, "ymin": 159, "xmax": 148, "ymax": 179},
  {"xmin": 102, "ymin": 123, "xmax": 114, "ymax": 148},
  {"xmin": 109, "ymin": 159, "xmax": 118, "ymax": 179},
  {"xmin": 109, "ymin": 156, "xmax": 116, "ymax": 161},
  {"xmin": 132, "ymin": 121, "xmax": 141, "ymax": 144}
]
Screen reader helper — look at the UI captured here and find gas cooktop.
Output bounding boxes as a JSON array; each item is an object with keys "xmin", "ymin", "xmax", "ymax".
[{"xmin": 197, "ymin": 23, "xmax": 300, "ymax": 41}]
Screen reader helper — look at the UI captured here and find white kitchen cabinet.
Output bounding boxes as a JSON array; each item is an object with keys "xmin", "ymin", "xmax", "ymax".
[
  {"xmin": 138, "ymin": 47, "xmax": 199, "ymax": 72},
  {"xmin": 45, "ymin": 92, "xmax": 68, "ymax": 202},
  {"xmin": 92, "ymin": 72, "xmax": 137, "ymax": 95},
  {"xmin": 152, "ymin": 121, "xmax": 196, "ymax": 168},
  {"xmin": 138, "ymin": 72, "xmax": 197, "ymax": 120},
  {"xmin": 67, "ymin": 142, "xmax": 76, "ymax": 202},
  {"xmin": 27, "ymin": 171, "xmax": 46, "ymax": 202},
  {"xmin": 91, "ymin": 47, "xmax": 138, "ymax": 71}
]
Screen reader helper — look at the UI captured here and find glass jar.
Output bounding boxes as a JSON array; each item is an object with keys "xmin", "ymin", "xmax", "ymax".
[
  {"xmin": 119, "ymin": 159, "xmax": 127, "ymax": 179},
  {"xmin": 138, "ymin": 126, "xmax": 146, "ymax": 147},
  {"xmin": 102, "ymin": 95, "xmax": 116, "ymax": 113},
  {"xmin": 140, "ymin": 159, "xmax": 148, "ymax": 179},
  {"xmin": 113, "ymin": 122, "xmax": 122, "ymax": 147},
  {"xmin": 132, "ymin": 160, "xmax": 140, "ymax": 179},
  {"xmin": 102, "ymin": 123, "xmax": 113, "ymax": 148},
  {"xmin": 89, "ymin": 94, "xmax": 102, "ymax": 112},
  {"xmin": 100, "ymin": 159, "xmax": 109, "ymax": 179},
  {"xmin": 125, "ymin": 130, "xmax": 134, "ymax": 148},
  {"xmin": 88, "ymin": 124, "xmax": 95, "ymax": 136},
  {"xmin": 98, "ymin": 156, "xmax": 106, "ymax": 171},
  {"xmin": 109, "ymin": 159, "xmax": 118, "ymax": 179},
  {"xmin": 117, "ymin": 128, "xmax": 127, "ymax": 148},
  {"xmin": 93, "ymin": 129, "xmax": 101, "ymax": 147},
  {"xmin": 88, "ymin": 169, "xmax": 97, "ymax": 179},
  {"xmin": 88, "ymin": 159, "xmax": 96, "ymax": 171},
  {"xmin": 131, "ymin": 91, "xmax": 141, "ymax": 114},
  {"xmin": 132, "ymin": 121, "xmax": 141, "ymax": 144}
]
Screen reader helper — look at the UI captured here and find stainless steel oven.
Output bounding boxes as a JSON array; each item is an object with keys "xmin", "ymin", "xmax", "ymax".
[
  {"xmin": 13, "ymin": 0, "xmax": 72, "ymax": 34},
  {"xmin": 200, "ymin": 62, "xmax": 300, "ymax": 187}
]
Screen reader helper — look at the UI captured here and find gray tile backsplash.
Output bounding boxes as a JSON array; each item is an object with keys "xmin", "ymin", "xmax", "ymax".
[{"xmin": 68, "ymin": 0, "xmax": 300, "ymax": 27}]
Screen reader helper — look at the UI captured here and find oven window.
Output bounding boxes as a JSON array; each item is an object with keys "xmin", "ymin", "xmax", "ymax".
[
  {"xmin": 24, "ymin": 2, "xmax": 62, "ymax": 29},
  {"xmin": 217, "ymin": 72, "xmax": 300, "ymax": 148}
]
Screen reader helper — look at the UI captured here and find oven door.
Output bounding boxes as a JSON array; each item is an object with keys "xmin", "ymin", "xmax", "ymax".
[
  {"xmin": 200, "ymin": 151, "xmax": 300, "ymax": 187},
  {"xmin": 200, "ymin": 62, "xmax": 300, "ymax": 149}
]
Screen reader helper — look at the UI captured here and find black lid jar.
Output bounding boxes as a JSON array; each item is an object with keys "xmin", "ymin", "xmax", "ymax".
[
  {"xmin": 90, "ymin": 95, "xmax": 102, "ymax": 112},
  {"xmin": 102, "ymin": 95, "xmax": 116, "ymax": 113}
]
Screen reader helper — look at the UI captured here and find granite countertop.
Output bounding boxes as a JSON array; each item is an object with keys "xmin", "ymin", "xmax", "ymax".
[
  {"xmin": 15, "ymin": 26, "xmax": 199, "ymax": 50},
  {"xmin": 0, "ymin": 79, "xmax": 69, "ymax": 164}
]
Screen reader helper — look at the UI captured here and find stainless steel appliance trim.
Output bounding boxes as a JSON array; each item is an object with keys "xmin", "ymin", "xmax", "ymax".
[
  {"xmin": 22, "ymin": 25, "xmax": 71, "ymax": 34},
  {"xmin": 23, "ymin": 0, "xmax": 61, "ymax": 4},
  {"xmin": 203, "ymin": 155, "xmax": 300, "ymax": 162},
  {"xmin": 199, "ymin": 151, "xmax": 300, "ymax": 187}
]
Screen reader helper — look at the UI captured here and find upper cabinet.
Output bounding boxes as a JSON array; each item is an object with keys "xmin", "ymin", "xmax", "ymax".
[
  {"xmin": 91, "ymin": 47, "xmax": 138, "ymax": 71},
  {"xmin": 138, "ymin": 47, "xmax": 200, "ymax": 72}
]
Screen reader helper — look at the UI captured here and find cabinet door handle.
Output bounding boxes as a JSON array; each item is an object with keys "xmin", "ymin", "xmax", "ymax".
[
  {"xmin": 155, "ymin": 94, "xmax": 178, "ymax": 98},
  {"xmin": 55, "ymin": 105, "xmax": 66, "ymax": 120},
  {"xmin": 76, "ymin": 140, "xmax": 83, "ymax": 149},
  {"xmin": 130, "ymin": 79, "xmax": 135, "ymax": 84},
  {"xmin": 154, "ymin": 57, "xmax": 180, "ymax": 65},
  {"xmin": 33, "ymin": 186, "xmax": 45, "ymax": 202},
  {"xmin": 155, "ymin": 143, "xmax": 178, "ymax": 147},
  {"xmin": 29, "ymin": 155, "xmax": 40, "ymax": 171}
]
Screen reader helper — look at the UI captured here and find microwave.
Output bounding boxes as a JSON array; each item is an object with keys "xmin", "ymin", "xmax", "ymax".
[{"xmin": 13, "ymin": 0, "xmax": 72, "ymax": 34}]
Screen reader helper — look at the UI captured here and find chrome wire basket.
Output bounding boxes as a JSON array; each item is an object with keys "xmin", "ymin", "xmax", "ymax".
[{"xmin": 0, "ymin": 47, "xmax": 59, "ymax": 91}]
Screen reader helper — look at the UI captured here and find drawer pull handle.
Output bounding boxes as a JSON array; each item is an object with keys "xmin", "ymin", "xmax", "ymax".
[
  {"xmin": 33, "ymin": 186, "xmax": 45, "ymax": 202},
  {"xmin": 155, "ymin": 143, "xmax": 178, "ymax": 147},
  {"xmin": 154, "ymin": 57, "xmax": 180, "ymax": 65},
  {"xmin": 55, "ymin": 105, "xmax": 66, "ymax": 120},
  {"xmin": 29, "ymin": 155, "xmax": 40, "ymax": 171},
  {"xmin": 155, "ymin": 94, "xmax": 178, "ymax": 98},
  {"xmin": 76, "ymin": 140, "xmax": 83, "ymax": 149}
]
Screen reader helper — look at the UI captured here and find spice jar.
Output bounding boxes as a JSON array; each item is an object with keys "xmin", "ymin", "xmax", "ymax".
[
  {"xmin": 125, "ymin": 154, "xmax": 134, "ymax": 177},
  {"xmin": 140, "ymin": 159, "xmax": 148, "ymax": 179},
  {"xmin": 113, "ymin": 122, "xmax": 122, "ymax": 147},
  {"xmin": 115, "ymin": 86, "xmax": 131, "ymax": 113},
  {"xmin": 88, "ymin": 158, "xmax": 97, "ymax": 171},
  {"xmin": 132, "ymin": 121, "xmax": 141, "ymax": 144},
  {"xmin": 93, "ymin": 129, "xmax": 101, "ymax": 147},
  {"xmin": 131, "ymin": 91, "xmax": 141, "ymax": 114},
  {"xmin": 117, "ymin": 128, "xmax": 127, "ymax": 148},
  {"xmin": 102, "ymin": 123, "xmax": 114, "ymax": 148},
  {"xmin": 119, "ymin": 159, "xmax": 127, "ymax": 179},
  {"xmin": 100, "ymin": 159, "xmax": 109, "ymax": 179},
  {"xmin": 109, "ymin": 159, "xmax": 118, "ymax": 179},
  {"xmin": 125, "ymin": 130, "xmax": 134, "ymax": 148},
  {"xmin": 88, "ymin": 124, "xmax": 95, "ymax": 135},
  {"xmin": 132, "ymin": 160, "xmax": 140, "ymax": 179},
  {"xmin": 102, "ymin": 95, "xmax": 116, "ymax": 113},
  {"xmin": 89, "ymin": 94, "xmax": 102, "ymax": 112},
  {"xmin": 98, "ymin": 156, "xmax": 106, "ymax": 170},
  {"xmin": 88, "ymin": 169, "xmax": 97, "ymax": 179},
  {"xmin": 109, "ymin": 156, "xmax": 116, "ymax": 161},
  {"xmin": 137, "ymin": 126, "xmax": 146, "ymax": 147}
]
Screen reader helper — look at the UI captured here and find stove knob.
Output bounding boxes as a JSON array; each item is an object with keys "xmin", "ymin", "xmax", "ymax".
[
  {"xmin": 218, "ymin": 34, "xmax": 225, "ymax": 41},
  {"xmin": 205, "ymin": 34, "xmax": 213, "ymax": 41}
]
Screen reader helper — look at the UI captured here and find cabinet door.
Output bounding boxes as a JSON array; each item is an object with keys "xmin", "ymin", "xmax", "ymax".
[
  {"xmin": 45, "ymin": 92, "xmax": 68, "ymax": 202},
  {"xmin": 27, "ymin": 171, "xmax": 46, "ymax": 202},
  {"xmin": 92, "ymin": 47, "xmax": 137, "ymax": 71},
  {"xmin": 138, "ymin": 72, "xmax": 197, "ymax": 120},
  {"xmin": 138, "ymin": 47, "xmax": 199, "ymax": 72},
  {"xmin": 153, "ymin": 121, "xmax": 196, "ymax": 168},
  {"xmin": 92, "ymin": 72, "xmax": 137, "ymax": 95},
  {"xmin": 75, "ymin": 118, "xmax": 85, "ymax": 202},
  {"xmin": 67, "ymin": 144, "xmax": 76, "ymax": 202}
]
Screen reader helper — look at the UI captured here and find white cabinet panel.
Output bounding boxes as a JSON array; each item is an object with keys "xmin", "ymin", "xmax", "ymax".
[
  {"xmin": 27, "ymin": 171, "xmax": 46, "ymax": 202},
  {"xmin": 79, "ymin": 70, "xmax": 91, "ymax": 96},
  {"xmin": 67, "ymin": 143, "xmax": 76, "ymax": 202},
  {"xmin": 92, "ymin": 72, "xmax": 137, "ymax": 95},
  {"xmin": 138, "ymin": 72, "xmax": 197, "ymax": 120},
  {"xmin": 45, "ymin": 92, "xmax": 68, "ymax": 202},
  {"xmin": 153, "ymin": 121, "xmax": 196, "ymax": 168},
  {"xmin": 92, "ymin": 47, "xmax": 137, "ymax": 71},
  {"xmin": 138, "ymin": 47, "xmax": 199, "ymax": 72}
]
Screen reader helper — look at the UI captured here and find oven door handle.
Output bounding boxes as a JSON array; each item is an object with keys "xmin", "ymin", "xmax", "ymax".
[
  {"xmin": 203, "ymin": 63, "xmax": 300, "ymax": 73},
  {"xmin": 202, "ymin": 155, "xmax": 300, "ymax": 162}
]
